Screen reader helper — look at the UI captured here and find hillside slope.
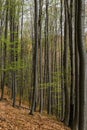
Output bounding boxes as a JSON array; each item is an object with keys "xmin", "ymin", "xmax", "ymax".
[{"xmin": 0, "ymin": 98, "xmax": 71, "ymax": 130}]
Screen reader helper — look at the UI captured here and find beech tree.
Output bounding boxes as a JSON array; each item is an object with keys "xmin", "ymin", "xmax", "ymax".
[
  {"xmin": 77, "ymin": 0, "xmax": 87, "ymax": 129},
  {"xmin": 30, "ymin": 0, "xmax": 38, "ymax": 114}
]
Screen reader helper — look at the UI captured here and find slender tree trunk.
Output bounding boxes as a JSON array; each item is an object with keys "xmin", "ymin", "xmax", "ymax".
[
  {"xmin": 73, "ymin": 1, "xmax": 79, "ymax": 129},
  {"xmin": 19, "ymin": 0, "xmax": 24, "ymax": 107},
  {"xmin": 77, "ymin": 0, "xmax": 87, "ymax": 129},
  {"xmin": 64, "ymin": 2, "xmax": 70, "ymax": 125},
  {"xmin": 1, "ymin": 0, "xmax": 8, "ymax": 100},
  {"xmin": 30, "ymin": 0, "xmax": 38, "ymax": 115},
  {"xmin": 38, "ymin": 0, "xmax": 43, "ymax": 114},
  {"xmin": 68, "ymin": 0, "xmax": 75, "ymax": 127}
]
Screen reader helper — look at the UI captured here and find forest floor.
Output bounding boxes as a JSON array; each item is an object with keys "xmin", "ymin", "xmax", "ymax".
[{"xmin": 0, "ymin": 92, "xmax": 71, "ymax": 130}]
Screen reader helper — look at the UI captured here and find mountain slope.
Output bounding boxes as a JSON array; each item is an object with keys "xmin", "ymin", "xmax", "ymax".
[{"xmin": 0, "ymin": 98, "xmax": 71, "ymax": 130}]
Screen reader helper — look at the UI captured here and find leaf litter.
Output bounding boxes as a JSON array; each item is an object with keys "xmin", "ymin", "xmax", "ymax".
[{"xmin": 0, "ymin": 98, "xmax": 71, "ymax": 130}]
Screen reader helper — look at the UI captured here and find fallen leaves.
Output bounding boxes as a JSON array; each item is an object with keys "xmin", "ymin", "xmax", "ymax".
[{"xmin": 0, "ymin": 99, "xmax": 71, "ymax": 130}]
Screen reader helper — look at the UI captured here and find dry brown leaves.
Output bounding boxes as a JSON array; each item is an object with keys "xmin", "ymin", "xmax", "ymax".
[{"xmin": 0, "ymin": 99, "xmax": 71, "ymax": 130}]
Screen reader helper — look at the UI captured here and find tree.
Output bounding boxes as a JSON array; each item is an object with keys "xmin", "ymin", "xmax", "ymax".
[
  {"xmin": 38, "ymin": 0, "xmax": 43, "ymax": 113},
  {"xmin": 63, "ymin": 1, "xmax": 70, "ymax": 125},
  {"xmin": 77, "ymin": 0, "xmax": 87, "ymax": 129},
  {"xmin": 30, "ymin": 0, "xmax": 38, "ymax": 115}
]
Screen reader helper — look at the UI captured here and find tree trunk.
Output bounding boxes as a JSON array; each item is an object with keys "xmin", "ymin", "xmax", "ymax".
[
  {"xmin": 30, "ymin": 0, "xmax": 38, "ymax": 115},
  {"xmin": 77, "ymin": 0, "xmax": 87, "ymax": 129},
  {"xmin": 64, "ymin": 2, "xmax": 70, "ymax": 125}
]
